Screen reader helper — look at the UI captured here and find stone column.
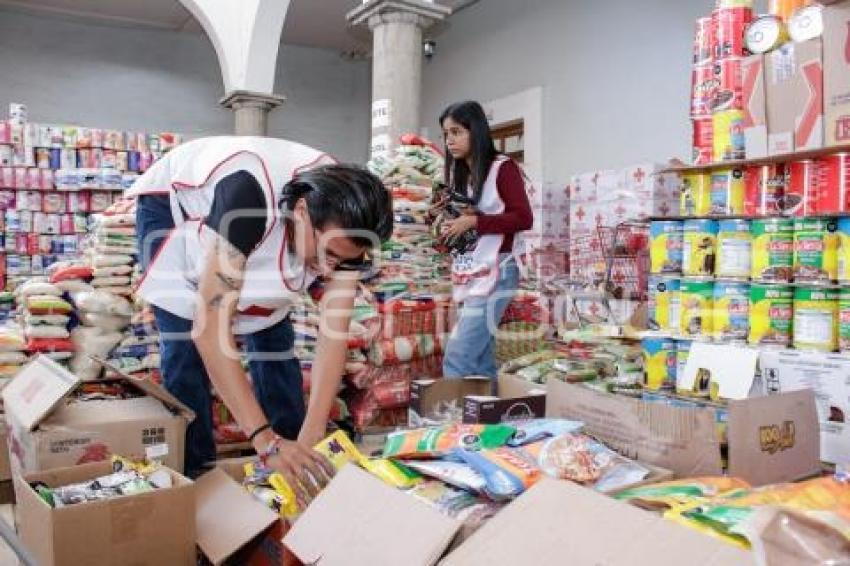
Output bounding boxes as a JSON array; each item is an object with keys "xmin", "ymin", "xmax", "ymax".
[
  {"xmin": 219, "ymin": 90, "xmax": 286, "ymax": 136},
  {"xmin": 348, "ymin": 0, "xmax": 451, "ymax": 157}
]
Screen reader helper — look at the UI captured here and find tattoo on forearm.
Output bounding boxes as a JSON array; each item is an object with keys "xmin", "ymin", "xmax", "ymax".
[{"xmin": 215, "ymin": 271, "xmax": 241, "ymax": 291}]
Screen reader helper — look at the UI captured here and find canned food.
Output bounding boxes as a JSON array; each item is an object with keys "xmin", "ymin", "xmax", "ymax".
[
  {"xmin": 693, "ymin": 16, "xmax": 715, "ymax": 65},
  {"xmin": 681, "ymin": 279, "xmax": 714, "ymax": 339},
  {"xmin": 744, "ymin": 164, "xmax": 788, "ymax": 216},
  {"xmin": 749, "ymin": 283, "xmax": 793, "ymax": 346},
  {"xmin": 788, "ymin": 4, "xmax": 823, "ymax": 42},
  {"xmin": 839, "ymin": 289, "xmax": 850, "ymax": 353},
  {"xmin": 650, "ymin": 221, "xmax": 684, "ymax": 274},
  {"xmin": 712, "ymin": 109, "xmax": 746, "ymax": 162},
  {"xmin": 683, "ymin": 219, "xmax": 718, "ymax": 277},
  {"xmin": 745, "ymin": 15, "xmax": 789, "ymax": 54},
  {"xmin": 35, "ymin": 148, "xmax": 50, "ymax": 170},
  {"xmin": 648, "ymin": 276, "xmax": 681, "ymax": 333},
  {"xmin": 680, "ymin": 173, "xmax": 711, "ymax": 216},
  {"xmin": 676, "ymin": 340, "xmax": 693, "ymax": 380},
  {"xmin": 815, "ymin": 153, "xmax": 850, "ymax": 215},
  {"xmin": 751, "ymin": 218, "xmax": 794, "ymax": 282},
  {"xmin": 712, "ymin": 58, "xmax": 743, "ymax": 112},
  {"xmin": 714, "ymin": 7, "xmax": 753, "ymax": 60},
  {"xmin": 793, "ymin": 287, "xmax": 839, "ymax": 352},
  {"xmin": 709, "ymin": 168, "xmax": 746, "ymax": 215},
  {"xmin": 838, "ymin": 217, "xmax": 850, "ymax": 283},
  {"xmin": 692, "ymin": 117, "xmax": 714, "ymax": 166},
  {"xmin": 691, "ymin": 63, "xmax": 718, "ymax": 117},
  {"xmin": 642, "ymin": 338, "xmax": 677, "ymax": 391},
  {"xmin": 793, "ymin": 217, "xmax": 838, "ymax": 283},
  {"xmin": 712, "ymin": 281, "xmax": 750, "ymax": 342},
  {"xmin": 770, "ymin": 0, "xmax": 808, "ymax": 23},
  {"xmin": 716, "ymin": 219, "xmax": 752, "ymax": 278},
  {"xmin": 784, "ymin": 160, "xmax": 819, "ymax": 216}
]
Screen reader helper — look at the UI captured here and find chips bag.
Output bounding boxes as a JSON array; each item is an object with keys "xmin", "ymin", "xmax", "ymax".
[
  {"xmin": 361, "ymin": 458, "xmax": 423, "ymax": 489},
  {"xmin": 615, "ymin": 477, "xmax": 751, "ymax": 512},
  {"xmin": 454, "ymin": 444, "xmax": 543, "ymax": 501},
  {"xmin": 383, "ymin": 423, "xmax": 516, "ymax": 459},
  {"xmin": 507, "ymin": 419, "xmax": 584, "ymax": 447}
]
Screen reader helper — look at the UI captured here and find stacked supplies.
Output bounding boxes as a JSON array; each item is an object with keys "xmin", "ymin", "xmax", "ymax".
[
  {"xmin": 0, "ymin": 101, "xmax": 182, "ymax": 286},
  {"xmin": 0, "ymin": 290, "xmax": 14, "ymax": 322},
  {"xmin": 0, "ymin": 322, "xmax": 26, "ymax": 380},
  {"xmin": 16, "ymin": 278, "xmax": 74, "ymax": 365}
]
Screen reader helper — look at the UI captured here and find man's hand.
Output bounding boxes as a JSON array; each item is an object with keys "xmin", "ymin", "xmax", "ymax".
[
  {"xmin": 297, "ymin": 425, "xmax": 325, "ymax": 450},
  {"xmin": 264, "ymin": 437, "xmax": 335, "ymax": 510}
]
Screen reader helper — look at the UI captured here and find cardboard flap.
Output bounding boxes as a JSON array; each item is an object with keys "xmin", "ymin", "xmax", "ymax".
[
  {"xmin": 680, "ymin": 343, "xmax": 760, "ymax": 400},
  {"xmin": 90, "ymin": 356, "xmax": 196, "ymax": 423},
  {"xmin": 728, "ymin": 389, "xmax": 821, "ymax": 486},
  {"xmin": 1, "ymin": 355, "xmax": 81, "ymax": 431},
  {"xmin": 284, "ymin": 464, "xmax": 461, "ymax": 566},
  {"xmin": 441, "ymin": 478, "xmax": 753, "ymax": 566},
  {"xmin": 195, "ymin": 468, "xmax": 278, "ymax": 565}
]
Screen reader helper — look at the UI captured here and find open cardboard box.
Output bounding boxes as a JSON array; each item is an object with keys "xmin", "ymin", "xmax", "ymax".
[
  {"xmin": 546, "ymin": 343, "xmax": 821, "ymax": 486},
  {"xmin": 409, "ymin": 377, "xmax": 492, "ymax": 425},
  {"xmin": 195, "ymin": 458, "xmax": 300, "ymax": 566},
  {"xmin": 2, "ymin": 355, "xmax": 194, "ymax": 475},
  {"xmin": 283, "ymin": 465, "xmax": 751, "ymax": 566},
  {"xmin": 15, "ymin": 460, "xmax": 195, "ymax": 566}
]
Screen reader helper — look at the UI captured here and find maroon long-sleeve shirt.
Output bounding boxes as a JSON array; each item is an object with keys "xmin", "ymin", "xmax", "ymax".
[{"xmin": 476, "ymin": 160, "xmax": 534, "ymax": 252}]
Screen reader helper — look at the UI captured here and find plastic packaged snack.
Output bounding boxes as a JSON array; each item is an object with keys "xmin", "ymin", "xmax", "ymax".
[
  {"xmin": 507, "ymin": 419, "xmax": 584, "ymax": 447},
  {"xmin": 383, "ymin": 423, "xmax": 516, "ymax": 459},
  {"xmin": 361, "ymin": 458, "xmax": 423, "ymax": 489},
  {"xmin": 453, "ymin": 444, "xmax": 542, "ymax": 500},
  {"xmin": 615, "ymin": 477, "xmax": 751, "ymax": 512},
  {"xmin": 401, "ymin": 459, "xmax": 486, "ymax": 494}
]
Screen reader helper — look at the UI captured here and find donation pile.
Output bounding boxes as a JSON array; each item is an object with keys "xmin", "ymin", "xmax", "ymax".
[
  {"xmin": 30, "ymin": 455, "xmax": 173, "ymax": 508},
  {"xmin": 86, "ymin": 199, "xmax": 136, "ymax": 297},
  {"xmin": 16, "ymin": 278, "xmax": 74, "ymax": 365},
  {"xmin": 367, "ymin": 134, "xmax": 450, "ymax": 296}
]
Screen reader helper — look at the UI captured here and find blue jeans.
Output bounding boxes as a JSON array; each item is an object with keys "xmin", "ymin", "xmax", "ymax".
[
  {"xmin": 443, "ymin": 255, "xmax": 520, "ymax": 384},
  {"xmin": 137, "ymin": 195, "xmax": 305, "ymax": 477}
]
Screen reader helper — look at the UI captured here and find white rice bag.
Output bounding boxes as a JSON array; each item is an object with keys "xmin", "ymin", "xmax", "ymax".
[
  {"xmin": 78, "ymin": 312, "xmax": 131, "ymax": 332},
  {"xmin": 91, "ymin": 254, "xmax": 134, "ymax": 268},
  {"xmin": 55, "ymin": 280, "xmax": 95, "ymax": 294},
  {"xmin": 0, "ymin": 351, "xmax": 27, "ymax": 365},
  {"xmin": 25, "ymin": 314, "xmax": 70, "ymax": 327},
  {"xmin": 25, "ymin": 325, "xmax": 70, "ymax": 339},
  {"xmin": 73, "ymin": 291, "xmax": 133, "ymax": 317},
  {"xmin": 17, "ymin": 280, "xmax": 62, "ymax": 298},
  {"xmin": 70, "ymin": 327, "xmax": 123, "ymax": 380},
  {"xmin": 93, "ymin": 265, "xmax": 132, "ymax": 277},
  {"xmin": 91, "ymin": 277, "xmax": 131, "ymax": 288}
]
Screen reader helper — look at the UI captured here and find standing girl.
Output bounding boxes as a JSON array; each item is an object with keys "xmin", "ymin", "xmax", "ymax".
[{"xmin": 438, "ymin": 101, "xmax": 533, "ymax": 383}]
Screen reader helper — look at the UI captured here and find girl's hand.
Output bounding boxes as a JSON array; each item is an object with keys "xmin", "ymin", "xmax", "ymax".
[{"xmin": 441, "ymin": 215, "xmax": 477, "ymax": 238}]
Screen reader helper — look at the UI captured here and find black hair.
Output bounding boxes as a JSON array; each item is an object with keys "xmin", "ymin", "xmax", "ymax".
[
  {"xmin": 439, "ymin": 100, "xmax": 499, "ymax": 204},
  {"xmin": 281, "ymin": 164, "xmax": 393, "ymax": 248}
]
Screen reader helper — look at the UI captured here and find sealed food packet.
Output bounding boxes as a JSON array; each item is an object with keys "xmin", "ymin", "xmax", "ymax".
[
  {"xmin": 360, "ymin": 458, "xmax": 423, "ymax": 489},
  {"xmin": 739, "ymin": 506, "xmax": 850, "ymax": 565},
  {"xmin": 406, "ymin": 480, "xmax": 481, "ymax": 517},
  {"xmin": 401, "ymin": 459, "xmax": 487, "ymax": 494},
  {"xmin": 383, "ymin": 423, "xmax": 516, "ymax": 459},
  {"xmin": 614, "ymin": 477, "xmax": 751, "ymax": 512},
  {"xmin": 507, "ymin": 419, "xmax": 584, "ymax": 447},
  {"xmin": 537, "ymin": 433, "xmax": 649, "ymax": 492},
  {"xmin": 666, "ymin": 476, "xmax": 850, "ymax": 549},
  {"xmin": 453, "ymin": 444, "xmax": 542, "ymax": 501}
]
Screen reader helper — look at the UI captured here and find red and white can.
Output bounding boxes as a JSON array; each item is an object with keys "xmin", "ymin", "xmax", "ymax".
[
  {"xmin": 713, "ymin": 7, "xmax": 754, "ymax": 60},
  {"xmin": 785, "ymin": 160, "xmax": 820, "ymax": 217},
  {"xmin": 712, "ymin": 57, "xmax": 743, "ymax": 111},
  {"xmin": 692, "ymin": 117, "xmax": 714, "ymax": 165},
  {"xmin": 815, "ymin": 153, "xmax": 850, "ymax": 214},
  {"xmin": 691, "ymin": 63, "xmax": 717, "ymax": 117},
  {"xmin": 694, "ymin": 16, "xmax": 715, "ymax": 65},
  {"xmin": 744, "ymin": 164, "xmax": 788, "ymax": 216},
  {"xmin": 59, "ymin": 213, "xmax": 75, "ymax": 235}
]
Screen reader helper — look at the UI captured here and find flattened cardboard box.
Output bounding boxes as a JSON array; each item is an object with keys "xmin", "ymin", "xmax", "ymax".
[
  {"xmin": 824, "ymin": 2, "xmax": 850, "ymax": 146},
  {"xmin": 15, "ymin": 460, "xmax": 195, "ymax": 566},
  {"xmin": 284, "ymin": 464, "xmax": 461, "ymax": 566},
  {"xmin": 440, "ymin": 478, "xmax": 754, "ymax": 566},
  {"xmin": 2, "ymin": 355, "xmax": 194, "ymax": 475},
  {"xmin": 545, "ymin": 380, "xmax": 820, "ymax": 486}
]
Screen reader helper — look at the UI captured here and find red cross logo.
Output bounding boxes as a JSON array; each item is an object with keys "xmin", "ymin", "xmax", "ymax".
[
  {"xmin": 633, "ymin": 168, "xmax": 646, "ymax": 184},
  {"xmin": 576, "ymin": 207, "xmax": 586, "ymax": 221}
]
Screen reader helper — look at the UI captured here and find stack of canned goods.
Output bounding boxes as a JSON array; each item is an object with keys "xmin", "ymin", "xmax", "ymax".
[{"xmin": 648, "ymin": 217, "xmax": 850, "ymax": 354}]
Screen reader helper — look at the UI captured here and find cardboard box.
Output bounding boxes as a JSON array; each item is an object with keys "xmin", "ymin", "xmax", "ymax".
[
  {"xmin": 410, "ymin": 377, "xmax": 492, "ymax": 425},
  {"xmin": 545, "ymin": 380, "xmax": 820, "ymax": 486},
  {"xmin": 824, "ymin": 1, "xmax": 850, "ymax": 146},
  {"xmin": 2, "ymin": 355, "xmax": 193, "ymax": 475},
  {"xmin": 441, "ymin": 479, "xmax": 754, "ymax": 566},
  {"xmin": 284, "ymin": 464, "xmax": 461, "ymax": 566},
  {"xmin": 759, "ymin": 349, "xmax": 850, "ymax": 465},
  {"xmin": 742, "ymin": 54, "xmax": 768, "ymax": 159},
  {"xmin": 462, "ymin": 394, "xmax": 546, "ymax": 424},
  {"xmin": 0, "ymin": 420, "xmax": 11, "ymax": 482},
  {"xmin": 497, "ymin": 371, "xmax": 547, "ymax": 399},
  {"xmin": 196, "ymin": 459, "xmax": 299, "ymax": 566},
  {"xmin": 766, "ymin": 39, "xmax": 824, "ymax": 154},
  {"xmin": 15, "ymin": 461, "xmax": 195, "ymax": 566}
]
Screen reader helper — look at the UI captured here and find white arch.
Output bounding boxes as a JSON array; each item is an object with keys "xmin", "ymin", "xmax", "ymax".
[{"xmin": 178, "ymin": 0, "xmax": 291, "ymax": 94}]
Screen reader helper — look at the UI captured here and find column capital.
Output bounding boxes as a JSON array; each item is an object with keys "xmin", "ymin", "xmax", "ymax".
[
  {"xmin": 219, "ymin": 89, "xmax": 286, "ymax": 111},
  {"xmin": 346, "ymin": 0, "xmax": 451, "ymax": 30}
]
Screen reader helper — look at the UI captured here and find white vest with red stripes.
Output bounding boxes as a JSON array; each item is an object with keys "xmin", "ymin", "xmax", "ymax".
[
  {"xmin": 451, "ymin": 156, "xmax": 516, "ymax": 303},
  {"xmin": 127, "ymin": 136, "xmax": 335, "ymax": 334}
]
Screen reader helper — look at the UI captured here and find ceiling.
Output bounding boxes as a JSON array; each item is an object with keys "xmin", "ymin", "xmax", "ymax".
[{"xmin": 0, "ymin": 0, "xmax": 468, "ymax": 54}]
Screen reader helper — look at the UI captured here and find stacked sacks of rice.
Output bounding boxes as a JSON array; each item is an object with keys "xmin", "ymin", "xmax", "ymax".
[
  {"xmin": 367, "ymin": 134, "xmax": 451, "ymax": 296},
  {"xmin": 16, "ymin": 278, "xmax": 75, "ymax": 365},
  {"xmin": 87, "ymin": 203, "xmax": 136, "ymax": 297},
  {"xmin": 113, "ymin": 306, "xmax": 161, "ymax": 383},
  {"xmin": 72, "ymin": 290, "xmax": 133, "ymax": 378},
  {"xmin": 0, "ymin": 291, "xmax": 16, "ymax": 322},
  {"xmin": 0, "ymin": 323, "xmax": 26, "ymax": 381}
]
